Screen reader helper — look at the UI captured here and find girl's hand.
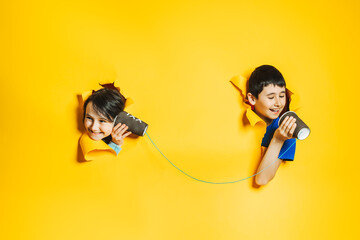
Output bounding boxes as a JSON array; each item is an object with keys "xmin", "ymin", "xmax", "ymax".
[
  {"xmin": 111, "ymin": 123, "xmax": 132, "ymax": 146},
  {"xmin": 273, "ymin": 116, "xmax": 297, "ymax": 142}
]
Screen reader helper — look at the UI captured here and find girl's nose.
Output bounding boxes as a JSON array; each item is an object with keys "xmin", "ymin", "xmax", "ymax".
[{"xmin": 90, "ymin": 121, "xmax": 100, "ymax": 130}]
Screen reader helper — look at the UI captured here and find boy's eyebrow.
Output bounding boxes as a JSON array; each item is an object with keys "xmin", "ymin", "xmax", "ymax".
[{"xmin": 266, "ymin": 91, "xmax": 286, "ymax": 96}]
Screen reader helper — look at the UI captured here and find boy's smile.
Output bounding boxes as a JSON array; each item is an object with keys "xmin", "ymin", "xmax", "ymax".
[
  {"xmin": 248, "ymin": 84, "xmax": 286, "ymax": 125},
  {"xmin": 84, "ymin": 102, "xmax": 114, "ymax": 141}
]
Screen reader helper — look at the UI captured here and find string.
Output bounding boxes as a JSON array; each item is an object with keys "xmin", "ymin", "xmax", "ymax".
[{"xmin": 146, "ymin": 132, "xmax": 297, "ymax": 184}]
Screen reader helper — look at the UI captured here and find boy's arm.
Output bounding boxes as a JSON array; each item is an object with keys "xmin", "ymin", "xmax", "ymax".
[{"xmin": 255, "ymin": 116, "xmax": 296, "ymax": 185}]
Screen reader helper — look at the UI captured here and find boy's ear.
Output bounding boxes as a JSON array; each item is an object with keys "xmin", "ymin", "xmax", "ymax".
[{"xmin": 247, "ymin": 93, "xmax": 257, "ymax": 106}]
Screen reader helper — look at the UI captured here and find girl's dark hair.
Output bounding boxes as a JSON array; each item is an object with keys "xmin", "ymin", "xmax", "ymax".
[
  {"xmin": 83, "ymin": 88, "xmax": 126, "ymax": 121},
  {"xmin": 248, "ymin": 65, "xmax": 286, "ymax": 98}
]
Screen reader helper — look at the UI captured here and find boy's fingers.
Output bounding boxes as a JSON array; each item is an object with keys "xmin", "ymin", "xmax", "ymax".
[
  {"xmin": 285, "ymin": 118, "xmax": 296, "ymax": 132},
  {"xmin": 287, "ymin": 123, "xmax": 297, "ymax": 138},
  {"xmin": 289, "ymin": 123, "xmax": 297, "ymax": 135},
  {"xmin": 280, "ymin": 116, "xmax": 289, "ymax": 127},
  {"xmin": 280, "ymin": 116, "xmax": 291, "ymax": 131}
]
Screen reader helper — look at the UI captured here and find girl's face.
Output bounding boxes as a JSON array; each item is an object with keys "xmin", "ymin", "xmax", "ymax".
[{"xmin": 84, "ymin": 102, "xmax": 114, "ymax": 141}]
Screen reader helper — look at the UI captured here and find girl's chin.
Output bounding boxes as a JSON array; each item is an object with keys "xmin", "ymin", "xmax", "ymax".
[{"xmin": 87, "ymin": 133, "xmax": 103, "ymax": 141}]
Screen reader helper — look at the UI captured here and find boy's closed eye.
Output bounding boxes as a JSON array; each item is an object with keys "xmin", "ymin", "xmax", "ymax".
[{"xmin": 268, "ymin": 95, "xmax": 285, "ymax": 99}]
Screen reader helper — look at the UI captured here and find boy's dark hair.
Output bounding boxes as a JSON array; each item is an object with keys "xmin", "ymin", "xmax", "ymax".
[
  {"xmin": 83, "ymin": 88, "xmax": 126, "ymax": 122},
  {"xmin": 248, "ymin": 65, "xmax": 286, "ymax": 98}
]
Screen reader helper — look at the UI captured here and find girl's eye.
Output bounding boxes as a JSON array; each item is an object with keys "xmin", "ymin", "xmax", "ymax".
[
  {"xmin": 280, "ymin": 95, "xmax": 285, "ymax": 98},
  {"xmin": 268, "ymin": 97, "xmax": 274, "ymax": 99}
]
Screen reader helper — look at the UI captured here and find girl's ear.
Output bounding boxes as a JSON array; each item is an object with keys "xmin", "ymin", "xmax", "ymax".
[{"xmin": 247, "ymin": 93, "xmax": 257, "ymax": 106}]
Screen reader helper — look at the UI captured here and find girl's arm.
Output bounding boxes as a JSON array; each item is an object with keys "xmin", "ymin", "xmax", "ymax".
[
  {"xmin": 108, "ymin": 141, "xmax": 122, "ymax": 155},
  {"xmin": 110, "ymin": 123, "xmax": 132, "ymax": 153},
  {"xmin": 255, "ymin": 116, "xmax": 296, "ymax": 185}
]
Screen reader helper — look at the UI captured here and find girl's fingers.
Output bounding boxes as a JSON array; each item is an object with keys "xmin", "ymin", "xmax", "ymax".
[
  {"xmin": 123, "ymin": 131, "xmax": 132, "ymax": 138},
  {"xmin": 119, "ymin": 125, "xmax": 129, "ymax": 134},
  {"xmin": 113, "ymin": 123, "xmax": 122, "ymax": 129},
  {"xmin": 113, "ymin": 124, "xmax": 128, "ymax": 133},
  {"xmin": 113, "ymin": 125, "xmax": 129, "ymax": 138}
]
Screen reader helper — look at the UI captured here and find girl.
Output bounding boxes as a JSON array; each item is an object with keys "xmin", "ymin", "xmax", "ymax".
[{"xmin": 83, "ymin": 87, "xmax": 132, "ymax": 155}]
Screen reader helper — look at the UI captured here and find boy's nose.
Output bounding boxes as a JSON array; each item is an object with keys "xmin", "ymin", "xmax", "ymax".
[{"xmin": 274, "ymin": 97, "xmax": 282, "ymax": 106}]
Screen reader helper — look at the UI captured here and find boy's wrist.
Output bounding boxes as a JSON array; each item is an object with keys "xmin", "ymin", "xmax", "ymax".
[{"xmin": 271, "ymin": 137, "xmax": 285, "ymax": 145}]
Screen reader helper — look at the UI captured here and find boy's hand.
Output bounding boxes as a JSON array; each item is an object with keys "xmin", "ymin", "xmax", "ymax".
[
  {"xmin": 274, "ymin": 116, "xmax": 297, "ymax": 142},
  {"xmin": 111, "ymin": 123, "xmax": 132, "ymax": 146}
]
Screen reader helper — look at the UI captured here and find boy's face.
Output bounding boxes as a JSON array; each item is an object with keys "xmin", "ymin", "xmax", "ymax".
[
  {"xmin": 248, "ymin": 84, "xmax": 286, "ymax": 125},
  {"xmin": 84, "ymin": 102, "xmax": 113, "ymax": 141}
]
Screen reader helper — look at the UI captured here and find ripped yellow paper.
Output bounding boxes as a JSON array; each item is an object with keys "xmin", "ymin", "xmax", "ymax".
[
  {"xmin": 79, "ymin": 133, "xmax": 117, "ymax": 161},
  {"xmin": 81, "ymin": 81, "xmax": 134, "ymax": 108}
]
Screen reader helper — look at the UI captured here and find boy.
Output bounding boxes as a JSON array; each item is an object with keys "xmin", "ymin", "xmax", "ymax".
[{"xmin": 246, "ymin": 65, "xmax": 297, "ymax": 185}]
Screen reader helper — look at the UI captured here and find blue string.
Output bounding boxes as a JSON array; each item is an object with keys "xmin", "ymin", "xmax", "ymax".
[{"xmin": 146, "ymin": 132, "xmax": 297, "ymax": 184}]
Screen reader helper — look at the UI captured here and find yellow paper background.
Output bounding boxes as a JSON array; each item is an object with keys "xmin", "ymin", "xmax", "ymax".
[{"xmin": 1, "ymin": 0, "xmax": 359, "ymax": 239}]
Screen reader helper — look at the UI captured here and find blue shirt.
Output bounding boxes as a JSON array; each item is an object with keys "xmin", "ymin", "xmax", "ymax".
[
  {"xmin": 108, "ymin": 141, "xmax": 122, "ymax": 155},
  {"xmin": 261, "ymin": 118, "xmax": 296, "ymax": 161}
]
